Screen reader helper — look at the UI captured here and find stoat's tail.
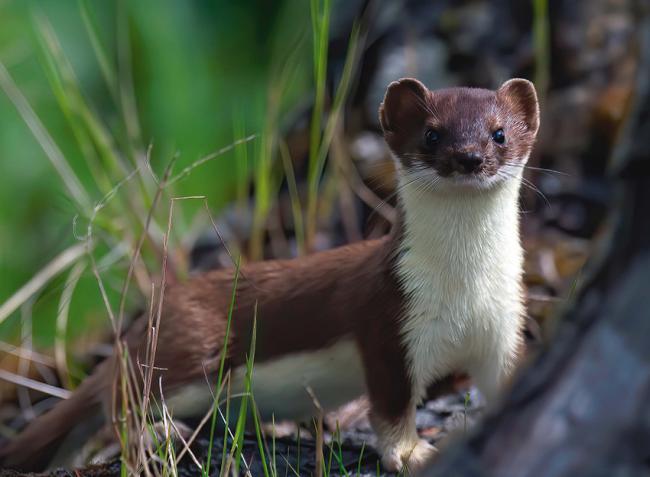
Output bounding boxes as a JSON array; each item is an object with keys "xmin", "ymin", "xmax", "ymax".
[{"xmin": 0, "ymin": 360, "xmax": 109, "ymax": 472}]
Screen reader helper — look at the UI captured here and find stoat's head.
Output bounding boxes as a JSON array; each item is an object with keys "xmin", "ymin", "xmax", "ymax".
[{"xmin": 379, "ymin": 78, "xmax": 539, "ymax": 191}]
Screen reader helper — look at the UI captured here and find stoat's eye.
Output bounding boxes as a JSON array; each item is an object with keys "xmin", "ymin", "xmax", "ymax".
[
  {"xmin": 492, "ymin": 128, "xmax": 505, "ymax": 144},
  {"xmin": 424, "ymin": 129, "xmax": 440, "ymax": 148}
]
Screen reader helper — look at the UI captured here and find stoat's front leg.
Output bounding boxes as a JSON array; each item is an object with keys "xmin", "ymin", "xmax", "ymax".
[
  {"xmin": 371, "ymin": 403, "xmax": 437, "ymax": 472},
  {"xmin": 467, "ymin": 319, "xmax": 525, "ymax": 405},
  {"xmin": 357, "ymin": 334, "xmax": 436, "ymax": 473}
]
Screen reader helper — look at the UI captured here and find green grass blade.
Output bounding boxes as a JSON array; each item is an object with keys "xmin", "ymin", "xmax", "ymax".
[
  {"xmin": 279, "ymin": 139, "xmax": 305, "ymax": 255},
  {"xmin": 233, "ymin": 112, "xmax": 250, "ymax": 210},
  {"xmin": 232, "ymin": 305, "xmax": 260, "ymax": 474},
  {"xmin": 250, "ymin": 104, "xmax": 277, "ymax": 260},
  {"xmin": 35, "ymin": 14, "xmax": 126, "ymax": 177},
  {"xmin": 296, "ymin": 426, "xmax": 301, "ymax": 476},
  {"xmin": 250, "ymin": 396, "xmax": 271, "ymax": 477},
  {"xmin": 0, "ymin": 59, "xmax": 91, "ymax": 212},
  {"xmin": 204, "ymin": 256, "xmax": 240, "ymax": 475},
  {"xmin": 34, "ymin": 17, "xmax": 114, "ymax": 196},
  {"xmin": 219, "ymin": 377, "xmax": 232, "ymax": 475},
  {"xmin": 246, "ymin": 311, "xmax": 271, "ymax": 477},
  {"xmin": 334, "ymin": 424, "xmax": 349, "ymax": 477},
  {"xmin": 116, "ymin": 0, "xmax": 144, "ymax": 151},
  {"xmin": 78, "ymin": 0, "xmax": 119, "ymax": 103},
  {"xmin": 356, "ymin": 442, "xmax": 365, "ymax": 477},
  {"xmin": 306, "ymin": 0, "xmax": 331, "ymax": 246},
  {"xmin": 326, "ymin": 439, "xmax": 334, "ymax": 477},
  {"xmin": 308, "ymin": 25, "xmax": 364, "ymax": 248},
  {"xmin": 533, "ymin": 0, "xmax": 550, "ymax": 98},
  {"xmin": 272, "ymin": 414, "xmax": 277, "ymax": 477}
]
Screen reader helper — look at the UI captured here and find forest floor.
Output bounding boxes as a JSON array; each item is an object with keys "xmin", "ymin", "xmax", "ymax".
[{"xmin": 0, "ymin": 388, "xmax": 484, "ymax": 477}]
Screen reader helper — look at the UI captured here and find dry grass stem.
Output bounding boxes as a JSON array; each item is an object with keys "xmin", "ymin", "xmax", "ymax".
[
  {"xmin": 116, "ymin": 150, "xmax": 175, "ymax": 335},
  {"xmin": 167, "ymin": 134, "xmax": 258, "ymax": 186},
  {"xmin": 0, "ymin": 243, "xmax": 86, "ymax": 325},
  {"xmin": 55, "ymin": 261, "xmax": 87, "ymax": 390},
  {"xmin": 0, "ymin": 341, "xmax": 56, "ymax": 367},
  {"xmin": 0, "ymin": 369, "xmax": 72, "ymax": 400}
]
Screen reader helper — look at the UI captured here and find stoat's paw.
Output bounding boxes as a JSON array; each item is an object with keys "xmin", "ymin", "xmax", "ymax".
[{"xmin": 381, "ymin": 439, "xmax": 437, "ymax": 474}]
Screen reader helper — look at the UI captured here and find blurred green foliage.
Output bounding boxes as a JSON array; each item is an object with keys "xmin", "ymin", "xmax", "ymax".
[{"xmin": 0, "ymin": 0, "xmax": 313, "ymax": 348}]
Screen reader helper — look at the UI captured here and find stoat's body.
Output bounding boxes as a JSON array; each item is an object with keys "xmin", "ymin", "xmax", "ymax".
[{"xmin": 0, "ymin": 78, "xmax": 539, "ymax": 472}]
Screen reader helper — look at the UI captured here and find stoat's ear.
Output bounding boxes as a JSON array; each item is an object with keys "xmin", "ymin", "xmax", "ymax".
[
  {"xmin": 497, "ymin": 78, "xmax": 540, "ymax": 135},
  {"xmin": 379, "ymin": 78, "xmax": 430, "ymax": 133}
]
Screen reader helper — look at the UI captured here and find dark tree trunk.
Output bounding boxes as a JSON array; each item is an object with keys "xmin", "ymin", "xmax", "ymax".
[{"xmin": 421, "ymin": 5, "xmax": 650, "ymax": 477}]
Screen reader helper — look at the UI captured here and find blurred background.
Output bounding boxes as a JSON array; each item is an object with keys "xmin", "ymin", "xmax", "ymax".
[{"xmin": 0, "ymin": 0, "xmax": 641, "ymax": 472}]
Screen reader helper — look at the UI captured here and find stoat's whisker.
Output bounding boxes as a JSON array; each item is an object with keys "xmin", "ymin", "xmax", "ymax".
[
  {"xmin": 498, "ymin": 169, "xmax": 551, "ymax": 208},
  {"xmin": 503, "ymin": 162, "xmax": 569, "ymax": 176}
]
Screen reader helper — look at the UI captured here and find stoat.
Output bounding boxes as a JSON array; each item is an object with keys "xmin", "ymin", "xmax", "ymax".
[{"xmin": 0, "ymin": 77, "xmax": 539, "ymax": 472}]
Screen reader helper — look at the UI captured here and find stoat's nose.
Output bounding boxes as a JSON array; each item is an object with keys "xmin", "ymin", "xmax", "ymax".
[{"xmin": 453, "ymin": 152, "xmax": 484, "ymax": 174}]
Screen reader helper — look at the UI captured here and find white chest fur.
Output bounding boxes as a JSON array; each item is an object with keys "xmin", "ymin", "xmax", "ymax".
[{"xmin": 396, "ymin": 174, "xmax": 525, "ymax": 402}]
